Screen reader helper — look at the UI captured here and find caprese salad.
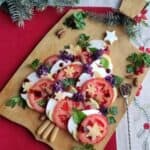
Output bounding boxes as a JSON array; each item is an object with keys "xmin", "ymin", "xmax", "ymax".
[{"xmin": 20, "ymin": 39, "xmax": 119, "ymax": 144}]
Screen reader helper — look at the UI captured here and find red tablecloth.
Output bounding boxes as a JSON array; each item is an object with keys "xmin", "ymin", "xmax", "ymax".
[{"xmin": 0, "ymin": 7, "xmax": 116, "ymax": 150}]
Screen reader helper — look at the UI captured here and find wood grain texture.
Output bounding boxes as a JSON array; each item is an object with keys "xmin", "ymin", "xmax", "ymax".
[
  {"xmin": 119, "ymin": 0, "xmax": 146, "ymax": 18},
  {"xmin": 0, "ymin": 9, "xmax": 148, "ymax": 150}
]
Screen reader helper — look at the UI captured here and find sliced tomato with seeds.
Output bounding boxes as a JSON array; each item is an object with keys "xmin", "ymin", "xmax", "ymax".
[
  {"xmin": 53, "ymin": 99, "xmax": 84, "ymax": 130},
  {"xmin": 56, "ymin": 64, "xmax": 83, "ymax": 80},
  {"xmin": 44, "ymin": 55, "xmax": 58, "ymax": 67},
  {"xmin": 28, "ymin": 78, "xmax": 54, "ymax": 113},
  {"xmin": 81, "ymin": 78, "xmax": 114, "ymax": 107},
  {"xmin": 78, "ymin": 114, "xmax": 108, "ymax": 144}
]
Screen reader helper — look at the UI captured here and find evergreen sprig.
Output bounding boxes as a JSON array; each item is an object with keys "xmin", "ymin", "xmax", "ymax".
[
  {"xmin": 0, "ymin": 0, "xmax": 79, "ymax": 26},
  {"xmin": 87, "ymin": 11, "xmax": 139, "ymax": 39},
  {"xmin": 53, "ymin": 0, "xmax": 79, "ymax": 6}
]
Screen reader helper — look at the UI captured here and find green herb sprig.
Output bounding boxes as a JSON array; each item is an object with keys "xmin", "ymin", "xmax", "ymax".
[
  {"xmin": 64, "ymin": 11, "xmax": 87, "ymax": 29},
  {"xmin": 72, "ymin": 144, "xmax": 95, "ymax": 150},
  {"xmin": 38, "ymin": 99, "xmax": 47, "ymax": 107},
  {"xmin": 30, "ymin": 58, "xmax": 40, "ymax": 70},
  {"xmin": 113, "ymin": 75, "xmax": 123, "ymax": 87},
  {"xmin": 62, "ymin": 78, "xmax": 76, "ymax": 88},
  {"xmin": 126, "ymin": 52, "xmax": 150, "ymax": 74},
  {"xmin": 6, "ymin": 96, "xmax": 27, "ymax": 109},
  {"xmin": 77, "ymin": 33, "xmax": 90, "ymax": 48},
  {"xmin": 107, "ymin": 106, "xmax": 118, "ymax": 124}
]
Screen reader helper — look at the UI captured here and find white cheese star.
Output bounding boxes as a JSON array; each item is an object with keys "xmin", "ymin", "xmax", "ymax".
[
  {"xmin": 104, "ymin": 30, "xmax": 118, "ymax": 45},
  {"xmin": 86, "ymin": 84, "xmax": 97, "ymax": 95},
  {"xmin": 64, "ymin": 66, "xmax": 75, "ymax": 77},
  {"xmin": 86, "ymin": 123, "xmax": 103, "ymax": 140},
  {"xmin": 45, "ymin": 73, "xmax": 54, "ymax": 80},
  {"xmin": 22, "ymin": 82, "xmax": 33, "ymax": 92},
  {"xmin": 54, "ymin": 91, "xmax": 73, "ymax": 101}
]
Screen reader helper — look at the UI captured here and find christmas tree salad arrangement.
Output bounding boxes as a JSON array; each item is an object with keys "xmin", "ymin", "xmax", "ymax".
[
  {"xmin": 5, "ymin": 11, "xmax": 150, "ymax": 149},
  {"xmin": 6, "ymin": 31, "xmax": 121, "ymax": 146}
]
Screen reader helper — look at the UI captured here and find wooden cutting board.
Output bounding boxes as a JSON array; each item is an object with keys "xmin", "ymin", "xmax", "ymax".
[
  {"xmin": 0, "ymin": 9, "xmax": 148, "ymax": 150},
  {"xmin": 120, "ymin": 0, "xmax": 146, "ymax": 18}
]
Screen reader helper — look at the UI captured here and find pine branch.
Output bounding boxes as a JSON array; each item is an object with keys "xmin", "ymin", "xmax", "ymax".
[
  {"xmin": 6, "ymin": 0, "xmax": 34, "ymax": 26},
  {"xmin": 0, "ymin": 0, "xmax": 5, "ymax": 5},
  {"xmin": 5, "ymin": 0, "xmax": 48, "ymax": 27},
  {"xmin": 87, "ymin": 11, "xmax": 124, "ymax": 26},
  {"xmin": 52, "ymin": 0, "xmax": 79, "ymax": 6},
  {"xmin": 87, "ymin": 10, "xmax": 138, "ymax": 39}
]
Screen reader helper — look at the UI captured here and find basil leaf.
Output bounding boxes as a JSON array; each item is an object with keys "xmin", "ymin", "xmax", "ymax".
[
  {"xmin": 18, "ymin": 99, "xmax": 27, "ymax": 109},
  {"xmin": 72, "ymin": 144, "xmax": 95, "ymax": 150},
  {"xmin": 113, "ymin": 75, "xmax": 123, "ymax": 87},
  {"xmin": 107, "ymin": 116, "xmax": 116, "ymax": 124},
  {"xmin": 108, "ymin": 106, "xmax": 118, "ymax": 115},
  {"xmin": 30, "ymin": 58, "xmax": 40, "ymax": 70},
  {"xmin": 72, "ymin": 108, "xmax": 86, "ymax": 124},
  {"xmin": 100, "ymin": 57, "xmax": 109, "ymax": 68},
  {"xmin": 38, "ymin": 100, "xmax": 47, "ymax": 107},
  {"xmin": 6, "ymin": 96, "xmax": 27, "ymax": 109},
  {"xmin": 126, "ymin": 64, "xmax": 135, "ymax": 73},
  {"xmin": 127, "ymin": 53, "xmax": 138, "ymax": 63},
  {"xmin": 77, "ymin": 33, "xmax": 90, "ymax": 48},
  {"xmin": 62, "ymin": 78, "xmax": 76, "ymax": 88},
  {"xmin": 64, "ymin": 11, "xmax": 87, "ymax": 29},
  {"xmin": 88, "ymin": 48, "xmax": 98, "ymax": 52},
  {"xmin": 142, "ymin": 53, "xmax": 150, "ymax": 67}
]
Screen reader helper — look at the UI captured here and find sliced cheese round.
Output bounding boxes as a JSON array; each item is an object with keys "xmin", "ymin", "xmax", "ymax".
[
  {"xmin": 88, "ymin": 40, "xmax": 106, "ymax": 50},
  {"xmin": 50, "ymin": 60, "xmax": 71, "ymax": 75},
  {"xmin": 20, "ymin": 72, "xmax": 40, "ymax": 108},
  {"xmin": 20, "ymin": 93, "xmax": 33, "ymax": 109},
  {"xmin": 46, "ymin": 98, "xmax": 57, "ymax": 121},
  {"xmin": 76, "ymin": 73, "xmax": 92, "ymax": 87},
  {"xmin": 27, "ymin": 72, "xmax": 39, "ymax": 84}
]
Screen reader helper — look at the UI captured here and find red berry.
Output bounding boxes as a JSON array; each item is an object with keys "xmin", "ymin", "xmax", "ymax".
[
  {"xmin": 143, "ymin": 123, "xmax": 150, "ymax": 129},
  {"xmin": 139, "ymin": 66, "xmax": 144, "ymax": 73},
  {"xmin": 135, "ymin": 69, "xmax": 140, "ymax": 75}
]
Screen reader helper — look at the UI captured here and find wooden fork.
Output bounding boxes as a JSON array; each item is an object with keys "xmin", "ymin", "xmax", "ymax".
[{"xmin": 36, "ymin": 116, "xmax": 59, "ymax": 143}]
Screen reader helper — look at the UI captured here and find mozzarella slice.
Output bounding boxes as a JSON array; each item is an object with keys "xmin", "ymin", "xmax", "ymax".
[
  {"xmin": 27, "ymin": 72, "xmax": 39, "ymax": 84},
  {"xmin": 68, "ymin": 109, "xmax": 100, "ymax": 141},
  {"xmin": 88, "ymin": 40, "xmax": 106, "ymax": 50},
  {"xmin": 20, "ymin": 93, "xmax": 33, "ymax": 109},
  {"xmin": 76, "ymin": 73, "xmax": 92, "ymax": 87},
  {"xmin": 46, "ymin": 98, "xmax": 57, "ymax": 121},
  {"xmin": 82, "ymin": 109, "xmax": 100, "ymax": 115},
  {"xmin": 91, "ymin": 55, "xmax": 113, "ymax": 78},
  {"xmin": 50, "ymin": 60, "xmax": 71, "ymax": 75},
  {"xmin": 20, "ymin": 72, "xmax": 40, "ymax": 108}
]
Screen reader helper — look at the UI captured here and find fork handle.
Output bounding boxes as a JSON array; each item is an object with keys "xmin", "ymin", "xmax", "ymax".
[{"xmin": 125, "ymin": 98, "xmax": 132, "ymax": 150}]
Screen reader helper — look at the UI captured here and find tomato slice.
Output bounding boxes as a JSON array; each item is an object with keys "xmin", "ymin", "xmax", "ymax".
[
  {"xmin": 53, "ymin": 99, "xmax": 84, "ymax": 130},
  {"xmin": 28, "ymin": 78, "xmax": 54, "ymax": 113},
  {"xmin": 56, "ymin": 64, "xmax": 83, "ymax": 80},
  {"xmin": 81, "ymin": 78, "xmax": 114, "ymax": 107},
  {"xmin": 78, "ymin": 114, "xmax": 108, "ymax": 144},
  {"xmin": 44, "ymin": 55, "xmax": 58, "ymax": 66}
]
